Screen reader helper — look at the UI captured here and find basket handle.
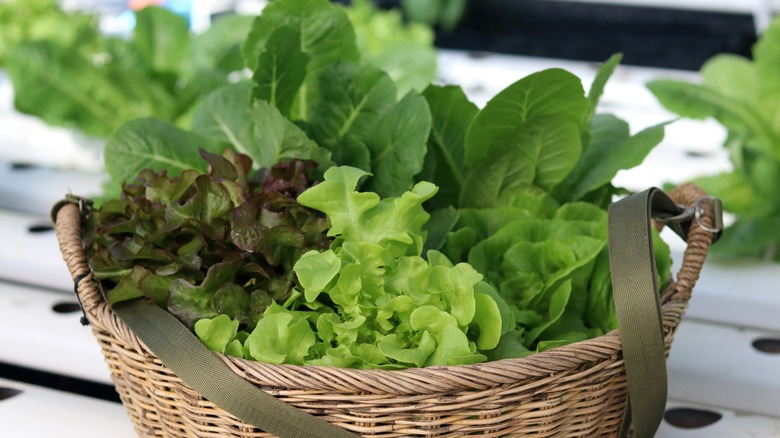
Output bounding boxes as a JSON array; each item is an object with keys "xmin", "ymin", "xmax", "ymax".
[{"xmin": 608, "ymin": 185, "xmax": 721, "ymax": 438}]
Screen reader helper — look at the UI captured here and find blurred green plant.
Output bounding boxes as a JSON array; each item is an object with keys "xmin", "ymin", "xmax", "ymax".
[
  {"xmin": 648, "ymin": 17, "xmax": 780, "ymax": 261},
  {"xmin": 4, "ymin": 4, "xmax": 253, "ymax": 138},
  {"xmin": 343, "ymin": 0, "xmax": 437, "ymax": 97},
  {"xmin": 401, "ymin": 0, "xmax": 465, "ymax": 32},
  {"xmin": 0, "ymin": 0, "xmax": 99, "ymax": 66}
]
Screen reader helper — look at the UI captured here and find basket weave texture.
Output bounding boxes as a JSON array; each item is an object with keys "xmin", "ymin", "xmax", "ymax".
[{"xmin": 54, "ymin": 184, "xmax": 717, "ymax": 438}]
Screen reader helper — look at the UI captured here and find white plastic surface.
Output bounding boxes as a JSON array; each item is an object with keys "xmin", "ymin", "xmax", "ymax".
[
  {"xmin": 0, "ymin": 209, "xmax": 73, "ymax": 292},
  {"xmin": 0, "ymin": 161, "xmax": 106, "ymax": 216},
  {"xmin": 0, "ymin": 280, "xmax": 113, "ymax": 384},
  {"xmin": 676, "ymin": 255, "xmax": 780, "ymax": 332},
  {"xmin": 0, "ymin": 378, "xmax": 135, "ymax": 437},
  {"xmin": 667, "ymin": 318, "xmax": 780, "ymax": 418}
]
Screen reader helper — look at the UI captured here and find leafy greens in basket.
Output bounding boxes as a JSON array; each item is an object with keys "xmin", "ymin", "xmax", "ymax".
[
  {"xmin": 647, "ymin": 17, "xmax": 780, "ymax": 261},
  {"xmin": 198, "ymin": 166, "xmax": 504, "ymax": 369},
  {"xmin": 90, "ymin": 0, "xmax": 673, "ymax": 367}
]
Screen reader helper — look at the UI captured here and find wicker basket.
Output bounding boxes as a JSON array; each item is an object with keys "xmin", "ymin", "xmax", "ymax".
[{"xmin": 54, "ymin": 184, "xmax": 718, "ymax": 438}]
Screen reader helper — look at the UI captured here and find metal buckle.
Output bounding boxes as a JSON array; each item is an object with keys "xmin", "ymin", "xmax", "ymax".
[
  {"xmin": 694, "ymin": 195, "xmax": 724, "ymax": 234},
  {"xmin": 656, "ymin": 196, "xmax": 724, "ymax": 237},
  {"xmin": 655, "ymin": 206, "xmax": 695, "ymax": 226}
]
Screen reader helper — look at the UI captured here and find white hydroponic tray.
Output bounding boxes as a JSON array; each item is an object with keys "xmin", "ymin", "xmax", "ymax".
[
  {"xmin": 0, "ymin": 160, "xmax": 105, "ymax": 216},
  {"xmin": 658, "ymin": 400, "xmax": 780, "ymax": 437},
  {"xmin": 0, "ymin": 280, "xmax": 112, "ymax": 384},
  {"xmin": 0, "ymin": 378, "xmax": 134, "ymax": 438},
  {"xmin": 0, "ymin": 209, "xmax": 74, "ymax": 292},
  {"xmin": 673, "ymin": 253, "xmax": 780, "ymax": 333},
  {"xmin": 666, "ymin": 318, "xmax": 780, "ymax": 418}
]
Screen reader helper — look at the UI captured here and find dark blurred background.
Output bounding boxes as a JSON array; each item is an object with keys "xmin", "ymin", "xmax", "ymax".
[{"xmin": 373, "ymin": 0, "xmax": 758, "ymax": 71}]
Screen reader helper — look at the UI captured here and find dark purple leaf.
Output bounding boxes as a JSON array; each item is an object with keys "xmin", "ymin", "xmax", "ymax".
[{"xmin": 84, "ymin": 151, "xmax": 331, "ymax": 331}]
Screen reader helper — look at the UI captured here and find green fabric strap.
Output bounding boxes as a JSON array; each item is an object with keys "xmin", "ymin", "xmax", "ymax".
[
  {"xmin": 112, "ymin": 299, "xmax": 359, "ymax": 438},
  {"xmin": 608, "ymin": 188, "xmax": 688, "ymax": 438}
]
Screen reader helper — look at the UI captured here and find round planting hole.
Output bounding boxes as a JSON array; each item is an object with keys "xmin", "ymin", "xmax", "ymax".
[
  {"xmin": 684, "ymin": 150, "xmax": 712, "ymax": 158},
  {"xmin": 28, "ymin": 224, "xmax": 54, "ymax": 233},
  {"xmin": 52, "ymin": 302, "xmax": 82, "ymax": 314},
  {"xmin": 0, "ymin": 387, "xmax": 23, "ymax": 401},
  {"xmin": 752, "ymin": 338, "xmax": 780, "ymax": 354},
  {"xmin": 664, "ymin": 407, "xmax": 722, "ymax": 429},
  {"xmin": 10, "ymin": 162, "xmax": 37, "ymax": 170},
  {"xmin": 467, "ymin": 50, "xmax": 491, "ymax": 59}
]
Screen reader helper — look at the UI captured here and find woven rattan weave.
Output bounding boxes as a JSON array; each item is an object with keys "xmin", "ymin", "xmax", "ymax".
[{"xmin": 54, "ymin": 184, "xmax": 717, "ymax": 437}]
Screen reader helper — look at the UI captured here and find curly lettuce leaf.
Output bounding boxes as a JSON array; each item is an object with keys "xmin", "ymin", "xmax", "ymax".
[
  {"xmin": 297, "ymin": 166, "xmax": 436, "ymax": 255},
  {"xmin": 242, "ymin": 167, "xmax": 503, "ymax": 368}
]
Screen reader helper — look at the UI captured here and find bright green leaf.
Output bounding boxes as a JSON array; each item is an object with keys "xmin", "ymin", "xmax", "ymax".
[
  {"xmin": 345, "ymin": 0, "xmax": 437, "ymax": 96},
  {"xmin": 295, "ymin": 250, "xmax": 342, "ymax": 302},
  {"xmin": 472, "ymin": 291, "xmax": 503, "ymax": 350},
  {"xmin": 192, "ymin": 14, "xmax": 255, "ymax": 73},
  {"xmin": 242, "ymin": 0, "xmax": 360, "ymax": 117},
  {"xmin": 194, "ymin": 314, "xmax": 239, "ymax": 354},
  {"xmin": 308, "ymin": 62, "xmax": 397, "ymax": 151},
  {"xmin": 648, "ymin": 80, "xmax": 776, "ymax": 151},
  {"xmin": 460, "ymin": 116, "xmax": 581, "ymax": 207},
  {"xmin": 701, "ymin": 54, "xmax": 760, "ymax": 104},
  {"xmin": 246, "ymin": 309, "xmax": 315, "ymax": 364},
  {"xmin": 689, "ymin": 172, "xmax": 766, "ymax": 217},
  {"xmin": 464, "ymin": 68, "xmax": 588, "ymax": 166},
  {"xmin": 377, "ymin": 332, "xmax": 436, "ymax": 368},
  {"xmin": 584, "ymin": 53, "xmax": 622, "ymax": 131},
  {"xmin": 523, "ymin": 280, "xmax": 573, "ymax": 346},
  {"xmin": 753, "ymin": 18, "xmax": 780, "ymax": 96}
]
